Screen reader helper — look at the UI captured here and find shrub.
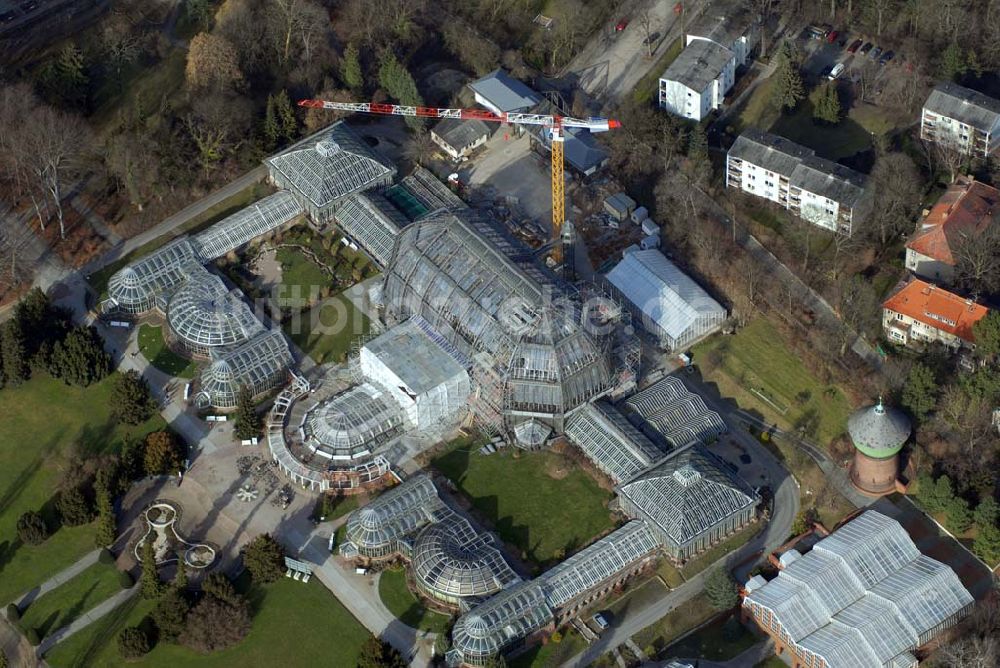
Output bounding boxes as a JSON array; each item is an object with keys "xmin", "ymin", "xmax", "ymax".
[
  {"xmin": 143, "ymin": 431, "xmax": 184, "ymax": 476},
  {"xmin": 242, "ymin": 534, "xmax": 285, "ymax": 583},
  {"xmin": 118, "ymin": 570, "xmax": 135, "ymax": 589},
  {"xmin": 179, "ymin": 594, "xmax": 251, "ymax": 653},
  {"xmin": 99, "ymin": 548, "xmax": 115, "ymax": 565},
  {"xmin": 117, "ymin": 626, "xmax": 150, "ymax": 660},
  {"xmin": 110, "ymin": 370, "xmax": 157, "ymax": 425},
  {"xmin": 5, "ymin": 603, "xmax": 20, "ymax": 622},
  {"xmin": 704, "ymin": 566, "xmax": 740, "ymax": 610},
  {"xmin": 16, "ymin": 511, "xmax": 48, "ymax": 546},
  {"xmin": 56, "ymin": 485, "xmax": 94, "ymax": 526},
  {"xmin": 25, "ymin": 628, "xmax": 40, "ymax": 646},
  {"xmin": 152, "ymin": 587, "xmax": 190, "ymax": 642}
]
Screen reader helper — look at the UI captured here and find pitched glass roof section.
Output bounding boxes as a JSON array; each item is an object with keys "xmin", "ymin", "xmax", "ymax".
[
  {"xmin": 565, "ymin": 402, "xmax": 666, "ymax": 483},
  {"xmin": 541, "ymin": 521, "xmax": 659, "ymax": 609},
  {"xmin": 344, "ymin": 474, "xmax": 444, "ymax": 553},
  {"xmin": 302, "ymin": 382, "xmax": 406, "ymax": 461},
  {"xmin": 412, "ymin": 513, "xmax": 520, "ymax": 601},
  {"xmin": 744, "ymin": 511, "xmax": 974, "ymax": 668},
  {"xmin": 334, "ymin": 192, "xmax": 410, "ymax": 267},
  {"xmin": 625, "ymin": 376, "xmax": 727, "ymax": 446},
  {"xmin": 107, "ymin": 237, "xmax": 200, "ymax": 313},
  {"xmin": 191, "ymin": 190, "xmax": 303, "ymax": 261},
  {"xmin": 450, "ymin": 581, "xmax": 553, "ymax": 662},
  {"xmin": 617, "ymin": 444, "xmax": 758, "ymax": 550},
  {"xmin": 166, "ymin": 267, "xmax": 264, "ymax": 349},
  {"xmin": 266, "ymin": 121, "xmax": 396, "ymax": 211},
  {"xmin": 197, "ymin": 330, "xmax": 292, "ymax": 408},
  {"xmin": 606, "ymin": 250, "xmax": 726, "ymax": 344},
  {"xmin": 402, "ymin": 166, "xmax": 468, "ymax": 215}
]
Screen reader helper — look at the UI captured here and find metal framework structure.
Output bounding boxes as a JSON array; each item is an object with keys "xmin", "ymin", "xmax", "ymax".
[
  {"xmin": 195, "ymin": 329, "xmax": 292, "ymax": 409},
  {"xmin": 564, "ymin": 401, "xmax": 666, "ymax": 484},
  {"xmin": 191, "ymin": 190, "xmax": 303, "ymax": 260},
  {"xmin": 165, "ymin": 267, "xmax": 264, "ymax": 358},
  {"xmin": 333, "ymin": 192, "xmax": 410, "ymax": 267},
  {"xmin": 744, "ymin": 511, "xmax": 974, "ymax": 668},
  {"xmin": 625, "ymin": 376, "xmax": 727, "ymax": 447},
  {"xmin": 616, "ymin": 443, "xmax": 759, "ymax": 560},
  {"xmin": 301, "ymin": 382, "xmax": 407, "ymax": 461},
  {"xmin": 297, "ymin": 99, "xmax": 620, "ymax": 268},
  {"xmin": 344, "ymin": 474, "xmax": 444, "ymax": 559}
]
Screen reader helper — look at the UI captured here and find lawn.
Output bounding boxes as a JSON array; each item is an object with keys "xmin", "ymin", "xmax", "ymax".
[
  {"xmin": 632, "ymin": 593, "xmax": 718, "ymax": 656},
  {"xmin": 137, "ymin": 324, "xmax": 198, "ymax": 379},
  {"xmin": 312, "ymin": 493, "xmax": 361, "ymax": 522},
  {"xmin": 734, "ymin": 76, "xmax": 899, "ymax": 160},
  {"xmin": 18, "ymin": 563, "xmax": 124, "ymax": 639},
  {"xmin": 680, "ymin": 523, "xmax": 759, "ymax": 576},
  {"xmin": 274, "ymin": 246, "xmax": 331, "ymax": 307},
  {"xmin": 431, "ymin": 441, "xmax": 617, "ymax": 569},
  {"xmin": 606, "ymin": 578, "xmax": 670, "ymax": 621},
  {"xmin": 377, "ymin": 567, "xmax": 452, "ymax": 634},
  {"xmin": 509, "ymin": 628, "xmax": 588, "ymax": 668},
  {"xmin": 45, "ymin": 576, "xmax": 371, "ymax": 667},
  {"xmin": 633, "ymin": 36, "xmax": 685, "ymax": 104},
  {"xmin": 0, "ymin": 373, "xmax": 165, "ymax": 604},
  {"xmin": 692, "ymin": 318, "xmax": 852, "ymax": 445},
  {"xmin": 661, "ymin": 615, "xmax": 758, "ymax": 662},
  {"xmin": 282, "ymin": 293, "xmax": 371, "ymax": 365},
  {"xmin": 761, "ymin": 433, "xmax": 854, "ymax": 531},
  {"xmin": 755, "ymin": 657, "xmax": 788, "ymax": 667}
]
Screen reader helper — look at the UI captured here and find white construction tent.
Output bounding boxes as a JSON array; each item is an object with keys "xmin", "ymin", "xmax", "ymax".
[{"xmin": 606, "ymin": 249, "xmax": 727, "ymax": 350}]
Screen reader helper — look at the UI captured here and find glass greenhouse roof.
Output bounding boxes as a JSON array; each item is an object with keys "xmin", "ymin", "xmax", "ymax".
[
  {"xmin": 334, "ymin": 192, "xmax": 410, "ymax": 267},
  {"xmin": 198, "ymin": 330, "xmax": 292, "ymax": 407},
  {"xmin": 266, "ymin": 122, "xmax": 396, "ymax": 210},
  {"xmin": 166, "ymin": 267, "xmax": 264, "ymax": 349},
  {"xmin": 625, "ymin": 376, "xmax": 727, "ymax": 447},
  {"xmin": 303, "ymin": 382, "xmax": 406, "ymax": 460},
  {"xmin": 192, "ymin": 190, "xmax": 302, "ymax": 261},
  {"xmin": 745, "ymin": 511, "xmax": 974, "ymax": 668},
  {"xmin": 617, "ymin": 444, "xmax": 758, "ymax": 549},
  {"xmin": 107, "ymin": 237, "xmax": 200, "ymax": 311},
  {"xmin": 412, "ymin": 513, "xmax": 519, "ymax": 600},
  {"xmin": 451, "ymin": 581, "xmax": 553, "ymax": 660},
  {"xmin": 401, "ymin": 165, "xmax": 467, "ymax": 216},
  {"xmin": 565, "ymin": 402, "xmax": 666, "ymax": 484},
  {"xmin": 344, "ymin": 474, "xmax": 444, "ymax": 552}
]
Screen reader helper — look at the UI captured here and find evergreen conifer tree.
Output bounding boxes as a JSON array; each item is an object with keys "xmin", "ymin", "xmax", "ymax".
[
  {"xmin": 771, "ymin": 42, "xmax": 805, "ymax": 112},
  {"xmin": 341, "ymin": 44, "xmax": 363, "ymax": 92}
]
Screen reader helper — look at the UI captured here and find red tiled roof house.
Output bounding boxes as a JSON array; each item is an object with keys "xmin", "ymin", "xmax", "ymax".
[{"xmin": 882, "ymin": 278, "xmax": 989, "ymax": 350}]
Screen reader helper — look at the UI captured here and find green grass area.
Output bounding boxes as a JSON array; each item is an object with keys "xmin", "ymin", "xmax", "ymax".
[
  {"xmin": 282, "ymin": 293, "xmax": 371, "ymax": 365},
  {"xmin": 662, "ymin": 615, "xmax": 758, "ymax": 662},
  {"xmin": 432, "ymin": 441, "xmax": 617, "ymax": 569},
  {"xmin": 509, "ymin": 628, "xmax": 588, "ymax": 668},
  {"xmin": 606, "ymin": 578, "xmax": 669, "ymax": 621},
  {"xmin": 18, "ymin": 563, "xmax": 124, "ymax": 638},
  {"xmin": 656, "ymin": 559, "xmax": 685, "ymax": 588},
  {"xmin": 632, "ymin": 593, "xmax": 718, "ymax": 656},
  {"xmin": 137, "ymin": 324, "xmax": 198, "ymax": 379},
  {"xmin": 45, "ymin": 575, "xmax": 370, "ymax": 667},
  {"xmin": 680, "ymin": 523, "xmax": 759, "ymax": 576},
  {"xmin": 734, "ymin": 77, "xmax": 903, "ymax": 160},
  {"xmin": 87, "ymin": 182, "xmax": 274, "ymax": 300},
  {"xmin": 377, "ymin": 568, "xmax": 452, "ymax": 634},
  {"xmin": 0, "ymin": 373, "xmax": 165, "ymax": 605},
  {"xmin": 692, "ymin": 318, "xmax": 852, "ymax": 445},
  {"xmin": 274, "ymin": 246, "xmax": 331, "ymax": 307},
  {"xmin": 634, "ymin": 37, "xmax": 685, "ymax": 104},
  {"xmin": 313, "ymin": 493, "xmax": 361, "ymax": 522},
  {"xmin": 755, "ymin": 657, "xmax": 788, "ymax": 667}
]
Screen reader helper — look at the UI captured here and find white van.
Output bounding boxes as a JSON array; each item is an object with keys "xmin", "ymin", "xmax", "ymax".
[
  {"xmin": 593, "ymin": 613, "xmax": 609, "ymax": 630},
  {"xmin": 828, "ymin": 62, "xmax": 845, "ymax": 80}
]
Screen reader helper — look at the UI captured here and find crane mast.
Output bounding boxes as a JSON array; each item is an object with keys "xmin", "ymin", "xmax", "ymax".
[{"xmin": 297, "ymin": 99, "xmax": 620, "ymax": 274}]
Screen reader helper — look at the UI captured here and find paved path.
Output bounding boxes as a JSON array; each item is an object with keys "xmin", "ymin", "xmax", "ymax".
[
  {"xmin": 83, "ymin": 165, "xmax": 267, "ymax": 275},
  {"xmin": 10, "ymin": 549, "xmax": 101, "ymax": 610},
  {"xmin": 35, "ymin": 586, "xmax": 139, "ymax": 657}
]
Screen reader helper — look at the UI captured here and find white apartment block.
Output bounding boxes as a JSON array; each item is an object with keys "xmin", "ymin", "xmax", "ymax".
[
  {"xmin": 921, "ymin": 82, "xmax": 1000, "ymax": 159},
  {"xmin": 726, "ymin": 129, "xmax": 872, "ymax": 235}
]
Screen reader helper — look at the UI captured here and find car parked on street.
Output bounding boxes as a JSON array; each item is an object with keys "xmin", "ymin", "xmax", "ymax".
[
  {"xmin": 643, "ymin": 31, "xmax": 660, "ymax": 45},
  {"xmin": 615, "ymin": 18, "xmax": 628, "ymax": 31},
  {"xmin": 826, "ymin": 30, "xmax": 839, "ymax": 44},
  {"xmin": 869, "ymin": 46, "xmax": 882, "ymax": 60},
  {"xmin": 847, "ymin": 39, "xmax": 863, "ymax": 53},
  {"xmin": 828, "ymin": 63, "xmax": 846, "ymax": 80},
  {"xmin": 879, "ymin": 50, "xmax": 895, "ymax": 65},
  {"xmin": 859, "ymin": 42, "xmax": 873, "ymax": 54}
]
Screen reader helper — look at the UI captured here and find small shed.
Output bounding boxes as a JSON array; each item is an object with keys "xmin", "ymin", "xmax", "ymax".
[
  {"xmin": 641, "ymin": 219, "xmax": 660, "ymax": 237},
  {"xmin": 631, "ymin": 206, "xmax": 649, "ymax": 224},
  {"xmin": 640, "ymin": 235, "xmax": 661, "ymax": 250},
  {"xmin": 604, "ymin": 193, "xmax": 637, "ymax": 221},
  {"xmin": 623, "ymin": 244, "xmax": 641, "ymax": 256}
]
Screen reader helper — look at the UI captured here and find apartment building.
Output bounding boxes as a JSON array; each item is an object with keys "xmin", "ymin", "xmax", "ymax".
[
  {"xmin": 726, "ymin": 129, "xmax": 872, "ymax": 235},
  {"xmin": 882, "ymin": 277, "xmax": 989, "ymax": 349},
  {"xmin": 921, "ymin": 82, "xmax": 1000, "ymax": 159}
]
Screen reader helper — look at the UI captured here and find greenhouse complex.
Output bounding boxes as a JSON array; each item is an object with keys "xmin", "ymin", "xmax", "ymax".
[{"xmin": 742, "ymin": 511, "xmax": 974, "ymax": 668}]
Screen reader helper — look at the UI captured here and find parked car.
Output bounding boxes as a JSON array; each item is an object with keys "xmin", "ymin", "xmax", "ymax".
[
  {"xmin": 643, "ymin": 31, "xmax": 660, "ymax": 45},
  {"xmin": 826, "ymin": 30, "xmax": 839, "ymax": 44},
  {"xmin": 879, "ymin": 50, "xmax": 895, "ymax": 65},
  {"xmin": 859, "ymin": 42, "xmax": 873, "ymax": 54},
  {"xmin": 806, "ymin": 24, "xmax": 829, "ymax": 39},
  {"xmin": 615, "ymin": 18, "xmax": 628, "ymax": 31},
  {"xmin": 593, "ymin": 613, "xmax": 609, "ymax": 630},
  {"xmin": 847, "ymin": 39, "xmax": 863, "ymax": 53},
  {"xmin": 869, "ymin": 46, "xmax": 882, "ymax": 59},
  {"xmin": 828, "ymin": 62, "xmax": 846, "ymax": 80}
]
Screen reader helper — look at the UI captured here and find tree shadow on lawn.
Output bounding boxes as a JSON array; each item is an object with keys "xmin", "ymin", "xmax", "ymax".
[
  {"xmin": 0, "ymin": 431, "xmax": 63, "ymax": 517},
  {"xmin": 49, "ymin": 580, "xmax": 102, "ymax": 637}
]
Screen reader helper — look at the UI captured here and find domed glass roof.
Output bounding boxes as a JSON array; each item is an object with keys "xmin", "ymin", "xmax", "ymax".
[
  {"xmin": 166, "ymin": 269, "xmax": 263, "ymax": 349},
  {"xmin": 302, "ymin": 383, "xmax": 406, "ymax": 460},
  {"xmin": 848, "ymin": 400, "xmax": 911, "ymax": 458},
  {"xmin": 411, "ymin": 516, "xmax": 518, "ymax": 600}
]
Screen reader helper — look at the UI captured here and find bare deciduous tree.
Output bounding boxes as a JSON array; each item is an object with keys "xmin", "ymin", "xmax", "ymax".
[
  {"xmin": 25, "ymin": 107, "xmax": 93, "ymax": 239},
  {"xmin": 952, "ymin": 224, "xmax": 1000, "ymax": 298},
  {"xmin": 638, "ymin": 9, "xmax": 655, "ymax": 57}
]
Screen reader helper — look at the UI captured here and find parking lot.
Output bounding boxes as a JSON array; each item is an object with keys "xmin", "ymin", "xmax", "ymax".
[{"xmin": 798, "ymin": 26, "xmax": 899, "ymax": 90}]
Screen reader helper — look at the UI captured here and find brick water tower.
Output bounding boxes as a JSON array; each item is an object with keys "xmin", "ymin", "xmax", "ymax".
[{"xmin": 848, "ymin": 399, "xmax": 911, "ymax": 496}]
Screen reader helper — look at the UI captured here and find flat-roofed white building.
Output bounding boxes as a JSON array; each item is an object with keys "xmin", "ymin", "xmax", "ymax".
[
  {"xmin": 921, "ymin": 82, "xmax": 1000, "ymax": 158},
  {"xmin": 726, "ymin": 128, "xmax": 872, "ymax": 235},
  {"xmin": 606, "ymin": 249, "xmax": 727, "ymax": 351}
]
